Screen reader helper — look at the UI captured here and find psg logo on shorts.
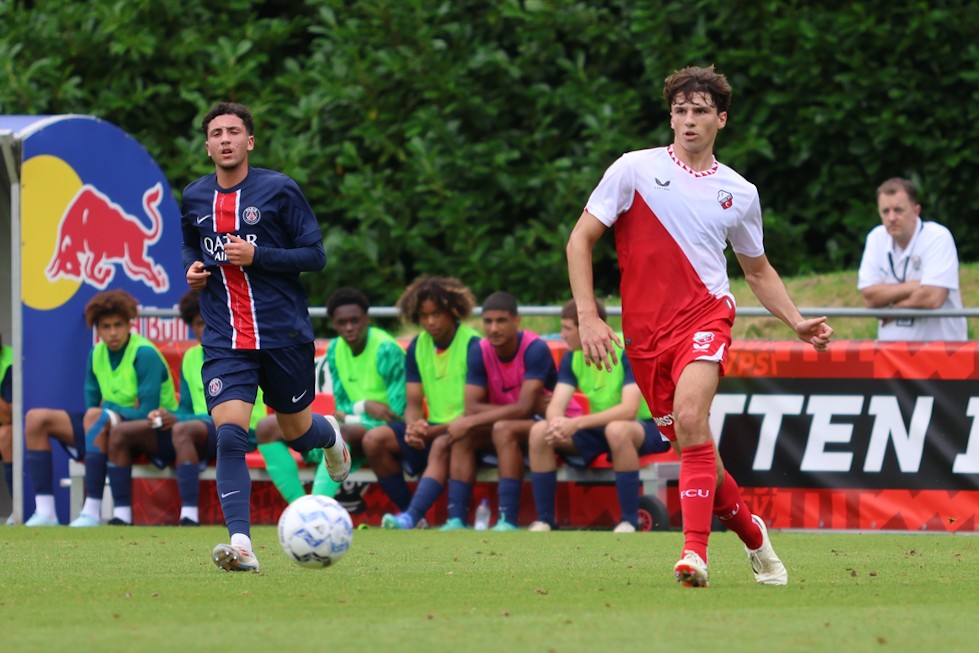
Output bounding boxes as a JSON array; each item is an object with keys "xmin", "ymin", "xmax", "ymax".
[
  {"xmin": 242, "ymin": 206, "xmax": 261, "ymax": 225},
  {"xmin": 208, "ymin": 377, "xmax": 224, "ymax": 397}
]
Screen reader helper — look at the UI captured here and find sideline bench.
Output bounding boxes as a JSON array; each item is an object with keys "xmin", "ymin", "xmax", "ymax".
[
  {"xmin": 64, "ymin": 449, "xmax": 679, "ymax": 528},
  {"xmin": 63, "ymin": 337, "xmax": 679, "ymax": 528}
]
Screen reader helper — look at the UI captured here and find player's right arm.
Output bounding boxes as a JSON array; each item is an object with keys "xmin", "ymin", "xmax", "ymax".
[
  {"xmin": 181, "ymin": 198, "xmax": 210, "ymax": 288},
  {"xmin": 567, "ymin": 210, "xmax": 620, "ymax": 370},
  {"xmin": 84, "ymin": 350, "xmax": 102, "ymax": 409}
]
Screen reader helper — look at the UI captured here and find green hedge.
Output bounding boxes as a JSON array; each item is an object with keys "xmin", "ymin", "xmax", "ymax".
[{"xmin": 3, "ymin": 0, "xmax": 978, "ymax": 308}]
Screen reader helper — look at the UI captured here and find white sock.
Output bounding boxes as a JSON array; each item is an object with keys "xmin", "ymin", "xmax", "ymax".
[
  {"xmin": 35, "ymin": 495, "xmax": 56, "ymax": 517},
  {"xmin": 113, "ymin": 506, "xmax": 132, "ymax": 524},
  {"xmin": 81, "ymin": 497, "xmax": 102, "ymax": 518},
  {"xmin": 231, "ymin": 533, "xmax": 252, "ymax": 551},
  {"xmin": 180, "ymin": 506, "xmax": 199, "ymax": 523}
]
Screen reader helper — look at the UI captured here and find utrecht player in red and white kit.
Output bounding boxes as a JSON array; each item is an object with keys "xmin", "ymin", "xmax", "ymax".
[{"xmin": 566, "ymin": 65, "xmax": 833, "ymax": 588}]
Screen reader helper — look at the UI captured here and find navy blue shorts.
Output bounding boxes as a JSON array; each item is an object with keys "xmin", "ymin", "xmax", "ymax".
[
  {"xmin": 60, "ymin": 411, "xmax": 87, "ymax": 461},
  {"xmin": 389, "ymin": 422, "xmax": 433, "ymax": 478},
  {"xmin": 564, "ymin": 419, "xmax": 671, "ymax": 468},
  {"xmin": 202, "ymin": 342, "xmax": 316, "ymax": 414}
]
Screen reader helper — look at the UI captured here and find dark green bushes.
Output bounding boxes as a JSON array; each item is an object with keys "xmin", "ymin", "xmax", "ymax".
[{"xmin": 3, "ymin": 0, "xmax": 978, "ymax": 306}]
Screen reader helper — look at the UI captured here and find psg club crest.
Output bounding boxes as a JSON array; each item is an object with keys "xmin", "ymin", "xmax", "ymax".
[
  {"xmin": 242, "ymin": 206, "xmax": 261, "ymax": 225},
  {"xmin": 208, "ymin": 377, "xmax": 224, "ymax": 397},
  {"xmin": 717, "ymin": 190, "xmax": 734, "ymax": 210}
]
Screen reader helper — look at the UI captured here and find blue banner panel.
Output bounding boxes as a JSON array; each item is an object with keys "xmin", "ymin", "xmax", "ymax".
[{"xmin": 19, "ymin": 116, "xmax": 186, "ymax": 522}]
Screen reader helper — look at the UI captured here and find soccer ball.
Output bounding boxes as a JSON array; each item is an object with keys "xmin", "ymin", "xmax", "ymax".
[{"xmin": 277, "ymin": 494, "xmax": 354, "ymax": 568}]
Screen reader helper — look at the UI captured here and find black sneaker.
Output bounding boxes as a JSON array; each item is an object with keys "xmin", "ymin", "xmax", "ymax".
[
  {"xmin": 178, "ymin": 517, "xmax": 200, "ymax": 527},
  {"xmin": 107, "ymin": 517, "xmax": 131, "ymax": 526}
]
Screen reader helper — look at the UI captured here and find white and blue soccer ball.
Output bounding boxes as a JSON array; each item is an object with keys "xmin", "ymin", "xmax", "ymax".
[{"xmin": 277, "ymin": 494, "xmax": 354, "ymax": 568}]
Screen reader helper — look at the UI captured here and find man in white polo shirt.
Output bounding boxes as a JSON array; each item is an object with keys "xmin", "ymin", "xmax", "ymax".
[{"xmin": 857, "ymin": 177, "xmax": 967, "ymax": 342}]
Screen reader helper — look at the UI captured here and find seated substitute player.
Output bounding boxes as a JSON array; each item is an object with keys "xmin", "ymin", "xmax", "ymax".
[
  {"xmin": 373, "ymin": 276, "xmax": 481, "ymax": 530},
  {"xmin": 1, "ymin": 332, "xmax": 13, "ymax": 524},
  {"xmin": 23, "ymin": 289, "xmax": 178, "ymax": 526},
  {"xmin": 526, "ymin": 299, "xmax": 671, "ymax": 533},
  {"xmin": 257, "ymin": 287, "xmax": 405, "ymax": 503},
  {"xmin": 182, "ymin": 102, "xmax": 348, "ymax": 572},
  {"xmin": 105, "ymin": 290, "xmax": 266, "ymax": 526},
  {"xmin": 440, "ymin": 291, "xmax": 557, "ymax": 531}
]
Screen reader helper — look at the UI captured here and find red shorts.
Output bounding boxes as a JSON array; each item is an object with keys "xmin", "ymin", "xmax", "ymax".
[{"xmin": 628, "ymin": 298, "xmax": 734, "ymax": 441}]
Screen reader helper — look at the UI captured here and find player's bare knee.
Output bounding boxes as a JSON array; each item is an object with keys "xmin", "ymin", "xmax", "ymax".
[
  {"xmin": 23, "ymin": 409, "xmax": 48, "ymax": 446},
  {"xmin": 491, "ymin": 421, "xmax": 515, "ymax": 447}
]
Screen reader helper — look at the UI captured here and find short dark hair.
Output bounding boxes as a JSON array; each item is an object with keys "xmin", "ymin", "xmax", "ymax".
[
  {"xmin": 327, "ymin": 287, "xmax": 370, "ymax": 317},
  {"xmin": 561, "ymin": 298, "xmax": 606, "ymax": 325},
  {"xmin": 84, "ymin": 289, "xmax": 138, "ymax": 328},
  {"xmin": 663, "ymin": 65, "xmax": 732, "ymax": 114},
  {"xmin": 482, "ymin": 291, "xmax": 518, "ymax": 315},
  {"xmin": 200, "ymin": 102, "xmax": 255, "ymax": 136},
  {"xmin": 178, "ymin": 289, "xmax": 201, "ymax": 325},
  {"xmin": 876, "ymin": 177, "xmax": 919, "ymax": 204}
]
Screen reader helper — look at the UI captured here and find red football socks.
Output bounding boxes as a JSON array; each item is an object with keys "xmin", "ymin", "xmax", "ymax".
[
  {"xmin": 714, "ymin": 470, "xmax": 763, "ymax": 551},
  {"xmin": 678, "ymin": 442, "xmax": 717, "ymax": 562}
]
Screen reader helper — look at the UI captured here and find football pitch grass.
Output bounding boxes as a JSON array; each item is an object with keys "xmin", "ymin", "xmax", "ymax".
[{"xmin": 2, "ymin": 526, "xmax": 976, "ymax": 653}]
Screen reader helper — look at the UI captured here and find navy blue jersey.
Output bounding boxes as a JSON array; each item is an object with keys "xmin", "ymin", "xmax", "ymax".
[{"xmin": 181, "ymin": 167, "xmax": 326, "ymax": 350}]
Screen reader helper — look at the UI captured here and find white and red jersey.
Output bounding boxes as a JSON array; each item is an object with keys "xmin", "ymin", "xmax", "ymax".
[{"xmin": 585, "ymin": 145, "xmax": 764, "ymax": 359}]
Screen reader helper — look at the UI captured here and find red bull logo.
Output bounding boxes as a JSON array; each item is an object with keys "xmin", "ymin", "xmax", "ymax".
[{"xmin": 46, "ymin": 182, "xmax": 170, "ymax": 292}]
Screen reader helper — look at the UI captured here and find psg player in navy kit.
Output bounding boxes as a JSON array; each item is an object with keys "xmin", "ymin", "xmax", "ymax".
[{"xmin": 181, "ymin": 102, "xmax": 350, "ymax": 572}]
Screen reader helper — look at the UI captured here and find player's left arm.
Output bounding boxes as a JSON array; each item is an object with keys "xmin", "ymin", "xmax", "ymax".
[
  {"xmin": 736, "ymin": 252, "xmax": 833, "ymax": 351},
  {"xmin": 236, "ymin": 181, "xmax": 326, "ymax": 272}
]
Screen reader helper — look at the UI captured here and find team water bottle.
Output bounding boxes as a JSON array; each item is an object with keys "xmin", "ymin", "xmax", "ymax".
[{"xmin": 474, "ymin": 499, "xmax": 491, "ymax": 531}]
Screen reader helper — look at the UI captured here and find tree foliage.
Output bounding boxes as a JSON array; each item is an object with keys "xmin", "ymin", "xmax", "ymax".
[{"xmin": 3, "ymin": 0, "xmax": 978, "ymax": 307}]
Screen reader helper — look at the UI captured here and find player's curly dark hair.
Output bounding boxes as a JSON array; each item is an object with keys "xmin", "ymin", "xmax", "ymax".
[
  {"xmin": 561, "ymin": 298, "xmax": 607, "ymax": 325},
  {"xmin": 200, "ymin": 102, "xmax": 254, "ymax": 136},
  {"xmin": 397, "ymin": 276, "xmax": 476, "ymax": 325},
  {"xmin": 178, "ymin": 289, "xmax": 201, "ymax": 326},
  {"xmin": 663, "ymin": 65, "xmax": 732, "ymax": 114},
  {"xmin": 327, "ymin": 287, "xmax": 370, "ymax": 317},
  {"xmin": 84, "ymin": 289, "xmax": 138, "ymax": 328}
]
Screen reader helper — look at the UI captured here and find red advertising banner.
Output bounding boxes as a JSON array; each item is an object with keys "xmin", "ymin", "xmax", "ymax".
[{"xmin": 716, "ymin": 341, "xmax": 979, "ymax": 532}]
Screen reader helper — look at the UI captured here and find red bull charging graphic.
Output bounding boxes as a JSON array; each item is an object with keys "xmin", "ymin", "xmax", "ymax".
[
  {"xmin": 8, "ymin": 114, "xmax": 186, "ymax": 520},
  {"xmin": 46, "ymin": 182, "xmax": 169, "ymax": 292}
]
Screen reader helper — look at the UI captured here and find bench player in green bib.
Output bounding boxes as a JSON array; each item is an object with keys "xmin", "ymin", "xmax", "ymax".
[
  {"xmin": 256, "ymin": 287, "xmax": 405, "ymax": 504},
  {"xmin": 370, "ymin": 276, "xmax": 480, "ymax": 529},
  {"xmin": 526, "ymin": 299, "xmax": 671, "ymax": 533},
  {"xmin": 24, "ymin": 290, "xmax": 177, "ymax": 526}
]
